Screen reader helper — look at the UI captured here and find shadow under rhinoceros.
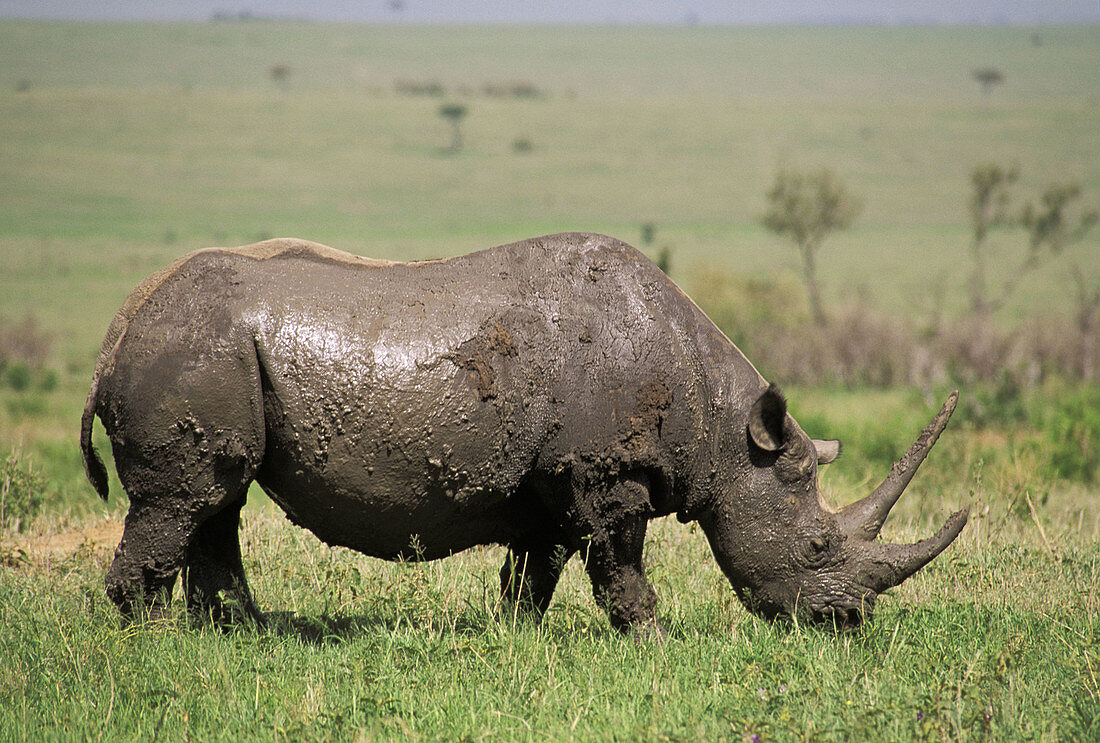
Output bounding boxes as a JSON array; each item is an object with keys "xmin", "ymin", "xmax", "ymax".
[
  {"xmin": 251, "ymin": 608, "xmax": 574, "ymax": 646},
  {"xmin": 216, "ymin": 605, "xmax": 846, "ymax": 645},
  {"xmin": 210, "ymin": 598, "xmax": 672, "ymax": 645}
]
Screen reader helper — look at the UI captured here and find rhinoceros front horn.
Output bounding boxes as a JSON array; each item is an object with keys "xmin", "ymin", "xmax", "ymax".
[
  {"xmin": 837, "ymin": 391, "xmax": 959, "ymax": 540},
  {"xmin": 837, "ymin": 391, "xmax": 968, "ymax": 589}
]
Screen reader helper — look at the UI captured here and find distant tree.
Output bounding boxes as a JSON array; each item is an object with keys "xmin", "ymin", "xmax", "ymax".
[
  {"xmin": 1013, "ymin": 183, "xmax": 1098, "ymax": 309},
  {"xmin": 966, "ymin": 163, "xmax": 1098, "ymax": 315},
  {"xmin": 1019, "ymin": 184, "xmax": 1098, "ymax": 255},
  {"xmin": 439, "ymin": 103, "xmax": 468, "ymax": 153},
  {"xmin": 967, "ymin": 162, "xmax": 1018, "ymax": 313},
  {"xmin": 972, "ymin": 67, "xmax": 1005, "ymax": 95},
  {"xmin": 268, "ymin": 64, "xmax": 292, "ymax": 87},
  {"xmin": 761, "ymin": 167, "xmax": 862, "ymax": 326}
]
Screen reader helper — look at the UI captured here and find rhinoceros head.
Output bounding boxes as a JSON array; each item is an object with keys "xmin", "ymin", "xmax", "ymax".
[{"xmin": 698, "ymin": 385, "xmax": 967, "ymax": 629}]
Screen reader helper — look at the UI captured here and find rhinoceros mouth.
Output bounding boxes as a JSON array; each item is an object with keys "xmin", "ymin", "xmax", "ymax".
[
  {"xmin": 807, "ymin": 602, "xmax": 867, "ymax": 631},
  {"xmin": 738, "ymin": 587, "xmax": 870, "ymax": 630}
]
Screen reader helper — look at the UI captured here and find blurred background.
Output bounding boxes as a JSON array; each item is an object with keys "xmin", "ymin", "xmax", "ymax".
[{"xmin": 0, "ymin": 2, "xmax": 1097, "ymax": 525}]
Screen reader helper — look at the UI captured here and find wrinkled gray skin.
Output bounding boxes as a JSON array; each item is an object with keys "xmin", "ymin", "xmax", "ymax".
[{"xmin": 81, "ymin": 233, "xmax": 967, "ymax": 634}]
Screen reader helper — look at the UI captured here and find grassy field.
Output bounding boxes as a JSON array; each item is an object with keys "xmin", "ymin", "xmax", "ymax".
[{"xmin": 1, "ymin": 20, "xmax": 1098, "ymax": 741}]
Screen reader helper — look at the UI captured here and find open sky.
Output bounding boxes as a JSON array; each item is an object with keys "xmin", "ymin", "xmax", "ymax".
[{"xmin": 1, "ymin": 0, "xmax": 1098, "ymax": 25}]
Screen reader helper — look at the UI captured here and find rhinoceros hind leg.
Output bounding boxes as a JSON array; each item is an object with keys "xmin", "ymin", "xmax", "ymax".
[
  {"xmin": 106, "ymin": 427, "xmax": 262, "ymax": 622},
  {"xmin": 105, "ymin": 502, "xmax": 198, "ymax": 620},
  {"xmin": 183, "ymin": 498, "xmax": 264, "ymax": 626},
  {"xmin": 499, "ymin": 542, "xmax": 574, "ymax": 618}
]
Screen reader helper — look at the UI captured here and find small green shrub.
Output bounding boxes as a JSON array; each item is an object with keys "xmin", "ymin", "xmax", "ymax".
[
  {"xmin": 956, "ymin": 373, "xmax": 1029, "ymax": 427},
  {"xmin": 951, "ymin": 382, "xmax": 1100, "ymax": 486},
  {"xmin": 0, "ymin": 316, "xmax": 56, "ymax": 397},
  {"xmin": 5, "ymin": 392, "xmax": 48, "ymax": 417},
  {"xmin": 655, "ymin": 245, "xmax": 672, "ymax": 275},
  {"xmin": 692, "ymin": 268, "xmax": 806, "ymax": 344},
  {"xmin": 1036, "ymin": 386, "xmax": 1100, "ymax": 483},
  {"xmin": 1, "ymin": 452, "xmax": 46, "ymax": 531},
  {"xmin": 37, "ymin": 368, "xmax": 59, "ymax": 392},
  {"xmin": 2, "ymin": 360, "xmax": 32, "ymax": 391}
]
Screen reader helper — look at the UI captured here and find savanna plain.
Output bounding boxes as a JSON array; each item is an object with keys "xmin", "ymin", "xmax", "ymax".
[{"xmin": 0, "ymin": 20, "xmax": 1098, "ymax": 741}]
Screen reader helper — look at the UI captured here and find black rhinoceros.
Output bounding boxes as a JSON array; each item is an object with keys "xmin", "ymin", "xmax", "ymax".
[{"xmin": 81, "ymin": 233, "xmax": 966, "ymax": 633}]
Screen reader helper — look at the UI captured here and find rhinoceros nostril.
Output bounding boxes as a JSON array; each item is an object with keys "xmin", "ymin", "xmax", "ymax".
[
  {"xmin": 821, "ymin": 607, "xmax": 854, "ymax": 630},
  {"xmin": 809, "ymin": 605, "xmax": 865, "ymax": 631}
]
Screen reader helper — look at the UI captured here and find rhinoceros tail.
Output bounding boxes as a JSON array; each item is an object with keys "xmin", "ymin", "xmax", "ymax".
[
  {"xmin": 81, "ymin": 372, "xmax": 109, "ymax": 500},
  {"xmin": 81, "ymin": 306, "xmax": 131, "ymax": 502},
  {"xmin": 79, "ymin": 250, "xmax": 196, "ymax": 502}
]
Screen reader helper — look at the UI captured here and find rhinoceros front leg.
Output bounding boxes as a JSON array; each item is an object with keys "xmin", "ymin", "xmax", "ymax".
[
  {"xmin": 499, "ymin": 541, "xmax": 574, "ymax": 618},
  {"xmin": 182, "ymin": 499, "xmax": 264, "ymax": 626},
  {"xmin": 575, "ymin": 476, "xmax": 663, "ymax": 637}
]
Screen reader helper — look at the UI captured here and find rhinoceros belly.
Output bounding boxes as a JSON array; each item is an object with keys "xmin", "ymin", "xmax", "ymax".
[{"xmin": 249, "ymin": 300, "xmax": 552, "ymax": 560}]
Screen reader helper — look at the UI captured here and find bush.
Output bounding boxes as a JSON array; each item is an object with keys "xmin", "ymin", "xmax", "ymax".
[
  {"xmin": 482, "ymin": 80, "xmax": 542, "ymax": 98},
  {"xmin": 795, "ymin": 406, "xmax": 923, "ymax": 478},
  {"xmin": 394, "ymin": 79, "xmax": 446, "ymax": 96},
  {"xmin": 691, "ymin": 269, "xmax": 805, "ymax": 336},
  {"xmin": 0, "ymin": 317, "xmax": 60, "ymax": 394},
  {"xmin": 956, "ymin": 372, "xmax": 1029, "ymax": 427},
  {"xmin": 1, "ymin": 452, "xmax": 46, "ymax": 531},
  {"xmin": 37, "ymin": 368, "xmax": 59, "ymax": 392},
  {"xmin": 3, "ymin": 361, "xmax": 31, "ymax": 391},
  {"xmin": 1035, "ymin": 386, "xmax": 1100, "ymax": 483},
  {"xmin": 693, "ymin": 270, "xmax": 919, "ymax": 387},
  {"xmin": 0, "ymin": 316, "xmax": 52, "ymax": 370},
  {"xmin": 691, "ymin": 271, "xmax": 1100, "ymax": 389}
]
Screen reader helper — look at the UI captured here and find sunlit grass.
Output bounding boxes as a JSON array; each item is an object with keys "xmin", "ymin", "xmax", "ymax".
[{"xmin": 2, "ymin": 503, "xmax": 1097, "ymax": 740}]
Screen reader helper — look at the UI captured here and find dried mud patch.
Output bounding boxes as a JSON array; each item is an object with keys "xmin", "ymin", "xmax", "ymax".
[
  {"xmin": 451, "ymin": 321, "xmax": 518, "ymax": 401},
  {"xmin": 1, "ymin": 518, "xmax": 121, "ymax": 570}
]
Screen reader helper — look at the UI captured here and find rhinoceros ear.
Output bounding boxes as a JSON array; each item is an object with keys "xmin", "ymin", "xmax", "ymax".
[
  {"xmin": 748, "ymin": 383, "xmax": 788, "ymax": 452},
  {"xmin": 813, "ymin": 439, "xmax": 841, "ymax": 465}
]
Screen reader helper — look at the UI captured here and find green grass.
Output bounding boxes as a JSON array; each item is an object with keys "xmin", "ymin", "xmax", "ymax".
[
  {"xmin": 0, "ymin": 20, "xmax": 1098, "ymax": 741},
  {"xmin": 2, "ymin": 509, "xmax": 1097, "ymax": 740}
]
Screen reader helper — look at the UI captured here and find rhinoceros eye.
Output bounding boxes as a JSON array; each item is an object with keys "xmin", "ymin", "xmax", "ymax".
[{"xmin": 804, "ymin": 536, "xmax": 832, "ymax": 566}]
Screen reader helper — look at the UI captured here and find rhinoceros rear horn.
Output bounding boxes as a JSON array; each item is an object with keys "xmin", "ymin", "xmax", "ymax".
[{"xmin": 837, "ymin": 391, "xmax": 959, "ymax": 541}]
